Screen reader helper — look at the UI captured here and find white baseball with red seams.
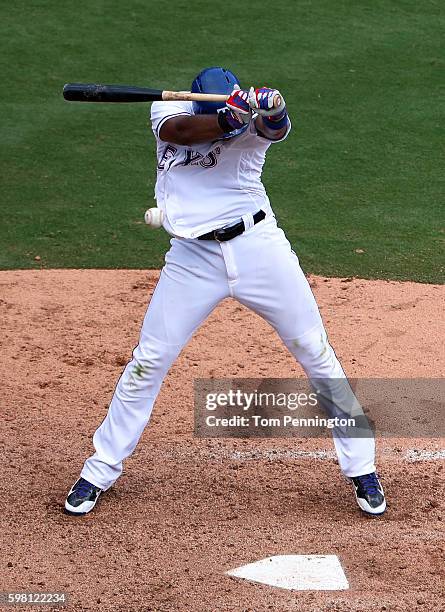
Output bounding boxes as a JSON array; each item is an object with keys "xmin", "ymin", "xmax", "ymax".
[
  {"xmin": 80, "ymin": 100, "xmax": 376, "ymax": 491},
  {"xmin": 144, "ymin": 207, "xmax": 164, "ymax": 229}
]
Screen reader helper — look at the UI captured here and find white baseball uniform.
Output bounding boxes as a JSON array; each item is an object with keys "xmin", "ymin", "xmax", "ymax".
[{"xmin": 81, "ymin": 101, "xmax": 375, "ymax": 490}]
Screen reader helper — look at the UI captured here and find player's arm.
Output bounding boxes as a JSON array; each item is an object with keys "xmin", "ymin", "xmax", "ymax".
[
  {"xmin": 159, "ymin": 115, "xmax": 224, "ymax": 145},
  {"xmin": 255, "ymin": 114, "xmax": 288, "ymax": 141},
  {"xmin": 159, "ymin": 90, "xmax": 251, "ymax": 146},
  {"xmin": 248, "ymin": 87, "xmax": 289, "ymax": 141}
]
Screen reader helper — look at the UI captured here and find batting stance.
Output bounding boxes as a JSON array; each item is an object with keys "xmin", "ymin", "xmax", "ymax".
[{"xmin": 65, "ymin": 67, "xmax": 386, "ymax": 517}]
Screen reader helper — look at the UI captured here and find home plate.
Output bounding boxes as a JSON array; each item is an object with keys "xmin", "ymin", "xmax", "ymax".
[{"xmin": 226, "ymin": 555, "xmax": 349, "ymax": 591}]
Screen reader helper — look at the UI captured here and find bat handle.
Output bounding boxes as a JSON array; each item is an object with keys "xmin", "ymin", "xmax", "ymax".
[
  {"xmin": 162, "ymin": 90, "xmax": 228, "ymax": 103},
  {"xmin": 161, "ymin": 90, "xmax": 284, "ymax": 109}
]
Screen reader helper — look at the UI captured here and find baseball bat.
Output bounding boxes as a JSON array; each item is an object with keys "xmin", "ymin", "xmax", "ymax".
[
  {"xmin": 63, "ymin": 83, "xmax": 228, "ymax": 103},
  {"xmin": 62, "ymin": 83, "xmax": 283, "ymax": 109}
]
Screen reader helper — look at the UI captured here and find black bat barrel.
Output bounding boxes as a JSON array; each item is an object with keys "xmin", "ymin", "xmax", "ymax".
[{"xmin": 62, "ymin": 83, "xmax": 164, "ymax": 103}]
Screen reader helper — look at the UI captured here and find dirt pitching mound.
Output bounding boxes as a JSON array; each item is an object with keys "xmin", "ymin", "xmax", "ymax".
[{"xmin": 0, "ymin": 270, "xmax": 443, "ymax": 611}]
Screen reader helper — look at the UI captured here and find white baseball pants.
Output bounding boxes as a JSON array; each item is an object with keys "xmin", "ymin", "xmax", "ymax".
[{"xmin": 81, "ymin": 216, "xmax": 375, "ymax": 490}]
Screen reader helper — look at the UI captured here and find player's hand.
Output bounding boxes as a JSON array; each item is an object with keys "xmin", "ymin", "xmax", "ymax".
[
  {"xmin": 248, "ymin": 87, "xmax": 286, "ymax": 117},
  {"xmin": 226, "ymin": 87, "xmax": 251, "ymax": 122},
  {"xmin": 218, "ymin": 87, "xmax": 252, "ymax": 132}
]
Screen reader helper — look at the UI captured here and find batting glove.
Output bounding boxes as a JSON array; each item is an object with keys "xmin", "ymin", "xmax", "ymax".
[
  {"xmin": 226, "ymin": 87, "xmax": 251, "ymax": 118},
  {"xmin": 217, "ymin": 87, "xmax": 252, "ymax": 133},
  {"xmin": 248, "ymin": 87, "xmax": 286, "ymax": 117}
]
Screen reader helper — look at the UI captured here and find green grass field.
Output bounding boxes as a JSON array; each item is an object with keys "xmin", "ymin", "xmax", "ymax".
[{"xmin": 1, "ymin": 0, "xmax": 443, "ymax": 281}]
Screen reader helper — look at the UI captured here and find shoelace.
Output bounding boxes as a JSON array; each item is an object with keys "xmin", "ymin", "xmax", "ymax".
[
  {"xmin": 357, "ymin": 473, "xmax": 380, "ymax": 495},
  {"xmin": 75, "ymin": 478, "xmax": 96, "ymax": 496}
]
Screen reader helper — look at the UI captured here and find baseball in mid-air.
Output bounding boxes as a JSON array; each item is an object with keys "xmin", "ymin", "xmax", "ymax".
[{"xmin": 144, "ymin": 207, "xmax": 164, "ymax": 229}]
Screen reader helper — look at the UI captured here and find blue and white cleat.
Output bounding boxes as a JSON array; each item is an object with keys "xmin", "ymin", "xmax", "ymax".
[
  {"xmin": 349, "ymin": 472, "xmax": 386, "ymax": 516},
  {"xmin": 65, "ymin": 477, "xmax": 102, "ymax": 516}
]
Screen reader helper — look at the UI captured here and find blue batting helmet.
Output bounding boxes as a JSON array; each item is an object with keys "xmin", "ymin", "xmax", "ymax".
[{"xmin": 191, "ymin": 66, "xmax": 240, "ymax": 115}]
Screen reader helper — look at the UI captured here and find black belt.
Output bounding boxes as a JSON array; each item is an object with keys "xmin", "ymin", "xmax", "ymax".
[{"xmin": 198, "ymin": 210, "xmax": 266, "ymax": 242}]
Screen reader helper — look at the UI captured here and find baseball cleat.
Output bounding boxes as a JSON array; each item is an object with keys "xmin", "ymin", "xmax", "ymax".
[
  {"xmin": 349, "ymin": 472, "xmax": 386, "ymax": 516},
  {"xmin": 65, "ymin": 477, "xmax": 102, "ymax": 516}
]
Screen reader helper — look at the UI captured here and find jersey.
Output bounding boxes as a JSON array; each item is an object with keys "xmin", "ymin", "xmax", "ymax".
[{"xmin": 150, "ymin": 100, "xmax": 291, "ymax": 239}]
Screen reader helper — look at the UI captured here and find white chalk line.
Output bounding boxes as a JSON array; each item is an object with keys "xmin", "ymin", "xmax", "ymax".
[
  {"xmin": 211, "ymin": 449, "xmax": 337, "ymax": 461},
  {"xmin": 404, "ymin": 449, "xmax": 445, "ymax": 461},
  {"xmin": 161, "ymin": 447, "xmax": 445, "ymax": 462}
]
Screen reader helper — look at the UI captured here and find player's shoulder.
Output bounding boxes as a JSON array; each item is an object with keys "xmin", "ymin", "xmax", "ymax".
[
  {"xmin": 228, "ymin": 120, "xmax": 271, "ymax": 150},
  {"xmin": 242, "ymin": 117, "xmax": 292, "ymax": 146},
  {"xmin": 151, "ymin": 100, "xmax": 193, "ymax": 121}
]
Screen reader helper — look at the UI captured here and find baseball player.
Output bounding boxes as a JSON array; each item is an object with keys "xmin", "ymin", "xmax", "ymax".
[{"xmin": 65, "ymin": 67, "xmax": 386, "ymax": 517}]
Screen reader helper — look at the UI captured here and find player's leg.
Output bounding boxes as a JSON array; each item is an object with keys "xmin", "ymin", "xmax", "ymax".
[
  {"xmin": 69, "ymin": 238, "xmax": 228, "ymax": 508},
  {"xmin": 230, "ymin": 218, "xmax": 377, "ymax": 480}
]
